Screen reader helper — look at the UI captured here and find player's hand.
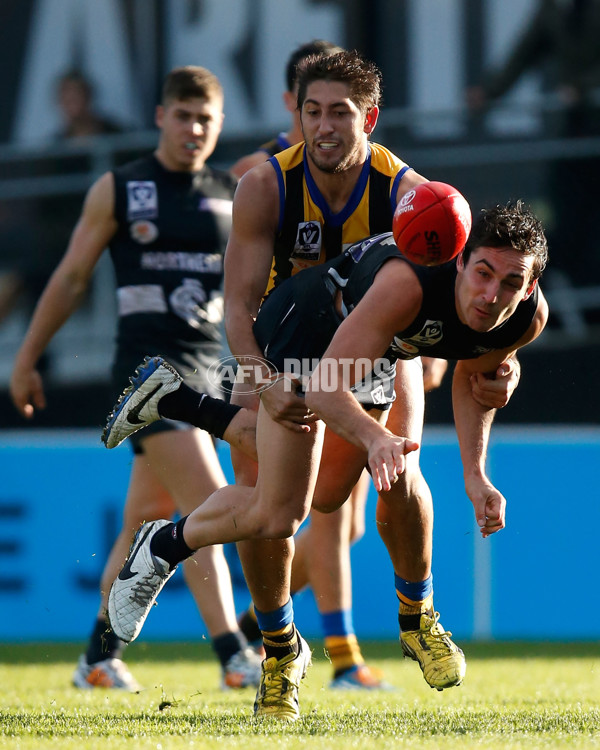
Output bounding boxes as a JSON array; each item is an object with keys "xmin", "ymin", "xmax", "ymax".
[
  {"xmin": 9, "ymin": 365, "xmax": 47, "ymax": 419},
  {"xmin": 422, "ymin": 357, "xmax": 448, "ymax": 393},
  {"xmin": 259, "ymin": 374, "xmax": 318, "ymax": 433},
  {"xmin": 367, "ymin": 433, "xmax": 419, "ymax": 492},
  {"xmin": 470, "ymin": 359, "xmax": 520, "ymax": 409},
  {"xmin": 465, "ymin": 475, "xmax": 506, "ymax": 538}
]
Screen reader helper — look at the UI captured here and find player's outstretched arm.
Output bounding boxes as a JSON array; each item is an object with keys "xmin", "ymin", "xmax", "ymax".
[
  {"xmin": 305, "ymin": 258, "xmax": 420, "ymax": 490},
  {"xmin": 452, "ymin": 290, "xmax": 548, "ymax": 535},
  {"xmin": 452, "ymin": 356, "xmax": 503, "ymax": 537}
]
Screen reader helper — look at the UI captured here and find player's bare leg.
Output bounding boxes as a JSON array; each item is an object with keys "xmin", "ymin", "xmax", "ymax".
[
  {"xmin": 306, "ymin": 415, "xmax": 394, "ymax": 689},
  {"xmin": 114, "ymin": 405, "xmax": 322, "ymax": 718},
  {"xmin": 377, "ymin": 360, "xmax": 466, "ymax": 690}
]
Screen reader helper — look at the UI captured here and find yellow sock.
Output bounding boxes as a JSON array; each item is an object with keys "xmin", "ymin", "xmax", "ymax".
[
  {"xmin": 397, "ymin": 591, "xmax": 434, "ymax": 617},
  {"xmin": 324, "ymin": 634, "xmax": 364, "ymax": 675}
]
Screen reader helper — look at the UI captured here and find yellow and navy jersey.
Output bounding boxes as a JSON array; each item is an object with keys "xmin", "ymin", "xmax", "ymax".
[{"xmin": 267, "ymin": 141, "xmax": 412, "ymax": 291}]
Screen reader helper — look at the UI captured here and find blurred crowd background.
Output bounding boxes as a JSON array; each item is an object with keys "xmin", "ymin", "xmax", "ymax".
[{"xmin": 1, "ymin": 0, "xmax": 599, "ymax": 429}]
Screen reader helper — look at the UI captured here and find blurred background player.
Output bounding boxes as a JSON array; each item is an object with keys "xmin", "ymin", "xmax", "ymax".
[
  {"xmin": 9, "ymin": 66, "xmax": 261, "ymax": 691},
  {"xmin": 232, "ymin": 40, "xmax": 449, "ymax": 690}
]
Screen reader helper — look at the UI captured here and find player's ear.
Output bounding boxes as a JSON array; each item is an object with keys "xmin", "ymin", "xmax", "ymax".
[
  {"xmin": 283, "ymin": 90, "xmax": 297, "ymax": 114},
  {"xmin": 523, "ymin": 278, "xmax": 538, "ymax": 299},
  {"xmin": 456, "ymin": 251, "xmax": 465, "ymax": 271},
  {"xmin": 155, "ymin": 105, "xmax": 164, "ymax": 129},
  {"xmin": 364, "ymin": 106, "xmax": 379, "ymax": 135}
]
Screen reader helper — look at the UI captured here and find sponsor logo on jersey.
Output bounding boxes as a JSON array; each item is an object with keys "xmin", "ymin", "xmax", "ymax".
[
  {"xmin": 198, "ymin": 197, "xmax": 233, "ymax": 216},
  {"xmin": 391, "ymin": 338, "xmax": 420, "ymax": 358},
  {"xmin": 140, "ymin": 251, "xmax": 222, "ymax": 273},
  {"xmin": 292, "ymin": 221, "xmax": 322, "ymax": 262},
  {"xmin": 391, "ymin": 319, "xmax": 444, "ymax": 357},
  {"xmin": 126, "ymin": 181, "xmax": 158, "ymax": 220},
  {"xmin": 130, "ymin": 220, "xmax": 159, "ymax": 244},
  {"xmin": 169, "ymin": 278, "xmax": 224, "ymax": 328}
]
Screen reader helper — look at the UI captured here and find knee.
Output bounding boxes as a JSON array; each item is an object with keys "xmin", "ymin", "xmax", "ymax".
[
  {"xmin": 379, "ymin": 469, "xmax": 430, "ymax": 508},
  {"xmin": 259, "ymin": 517, "xmax": 302, "ymax": 539},
  {"xmin": 254, "ymin": 507, "xmax": 305, "ymax": 539},
  {"xmin": 311, "ymin": 494, "xmax": 346, "ymax": 514}
]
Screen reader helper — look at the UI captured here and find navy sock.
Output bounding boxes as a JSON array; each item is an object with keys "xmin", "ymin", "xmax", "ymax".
[
  {"xmin": 212, "ymin": 630, "xmax": 249, "ymax": 669},
  {"xmin": 238, "ymin": 608, "xmax": 262, "ymax": 643},
  {"xmin": 158, "ymin": 384, "xmax": 241, "ymax": 439},
  {"xmin": 86, "ymin": 617, "xmax": 125, "ymax": 664},
  {"xmin": 149, "ymin": 517, "xmax": 195, "ymax": 568},
  {"xmin": 255, "ymin": 600, "xmax": 299, "ymax": 661}
]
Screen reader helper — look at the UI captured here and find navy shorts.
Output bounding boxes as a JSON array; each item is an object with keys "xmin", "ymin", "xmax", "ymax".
[{"xmin": 253, "ymin": 268, "xmax": 395, "ymax": 409}]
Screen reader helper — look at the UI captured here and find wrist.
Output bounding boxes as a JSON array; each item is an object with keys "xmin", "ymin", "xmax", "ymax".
[
  {"xmin": 258, "ymin": 373, "xmax": 296, "ymax": 397},
  {"xmin": 233, "ymin": 354, "xmax": 277, "ymax": 390},
  {"xmin": 364, "ymin": 423, "xmax": 393, "ymax": 452},
  {"xmin": 463, "ymin": 467, "xmax": 487, "ymax": 484}
]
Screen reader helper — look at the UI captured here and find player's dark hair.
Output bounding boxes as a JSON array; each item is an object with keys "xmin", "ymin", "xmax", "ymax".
[
  {"xmin": 161, "ymin": 66, "xmax": 223, "ymax": 105},
  {"xmin": 285, "ymin": 39, "xmax": 344, "ymax": 92},
  {"xmin": 296, "ymin": 49, "xmax": 382, "ymax": 114},
  {"xmin": 463, "ymin": 200, "xmax": 548, "ymax": 280}
]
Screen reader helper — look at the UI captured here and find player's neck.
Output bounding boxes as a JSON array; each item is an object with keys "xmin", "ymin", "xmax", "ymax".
[
  {"xmin": 306, "ymin": 158, "xmax": 365, "ymax": 213},
  {"xmin": 287, "ymin": 123, "xmax": 304, "ymax": 146}
]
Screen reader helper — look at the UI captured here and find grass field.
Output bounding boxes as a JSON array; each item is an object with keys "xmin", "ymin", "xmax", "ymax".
[{"xmin": 1, "ymin": 640, "xmax": 599, "ymax": 749}]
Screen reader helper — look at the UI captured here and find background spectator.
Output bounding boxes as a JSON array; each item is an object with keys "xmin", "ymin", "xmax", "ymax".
[{"xmin": 55, "ymin": 70, "xmax": 125, "ymax": 140}]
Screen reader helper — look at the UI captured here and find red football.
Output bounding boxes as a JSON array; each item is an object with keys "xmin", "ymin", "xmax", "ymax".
[{"xmin": 392, "ymin": 181, "xmax": 472, "ymax": 266}]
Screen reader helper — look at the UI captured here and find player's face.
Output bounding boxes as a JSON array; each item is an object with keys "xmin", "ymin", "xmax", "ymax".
[
  {"xmin": 455, "ymin": 246, "xmax": 537, "ymax": 332},
  {"xmin": 155, "ymin": 96, "xmax": 224, "ymax": 171},
  {"xmin": 300, "ymin": 80, "xmax": 377, "ymax": 174}
]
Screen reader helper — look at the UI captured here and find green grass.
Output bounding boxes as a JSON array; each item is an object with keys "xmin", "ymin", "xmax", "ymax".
[{"xmin": 1, "ymin": 641, "xmax": 600, "ymax": 749}]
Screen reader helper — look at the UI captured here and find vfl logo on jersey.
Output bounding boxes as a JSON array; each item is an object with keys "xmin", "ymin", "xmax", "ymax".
[
  {"xmin": 347, "ymin": 233, "xmax": 395, "ymax": 263},
  {"xmin": 130, "ymin": 220, "xmax": 159, "ymax": 244},
  {"xmin": 370, "ymin": 384, "xmax": 387, "ymax": 404},
  {"xmin": 292, "ymin": 221, "xmax": 322, "ymax": 263},
  {"xmin": 126, "ymin": 181, "xmax": 158, "ymax": 220},
  {"xmin": 391, "ymin": 319, "xmax": 444, "ymax": 358}
]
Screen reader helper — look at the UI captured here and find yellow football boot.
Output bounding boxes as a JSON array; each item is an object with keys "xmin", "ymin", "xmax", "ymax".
[
  {"xmin": 253, "ymin": 636, "xmax": 311, "ymax": 721},
  {"xmin": 401, "ymin": 612, "xmax": 466, "ymax": 690}
]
